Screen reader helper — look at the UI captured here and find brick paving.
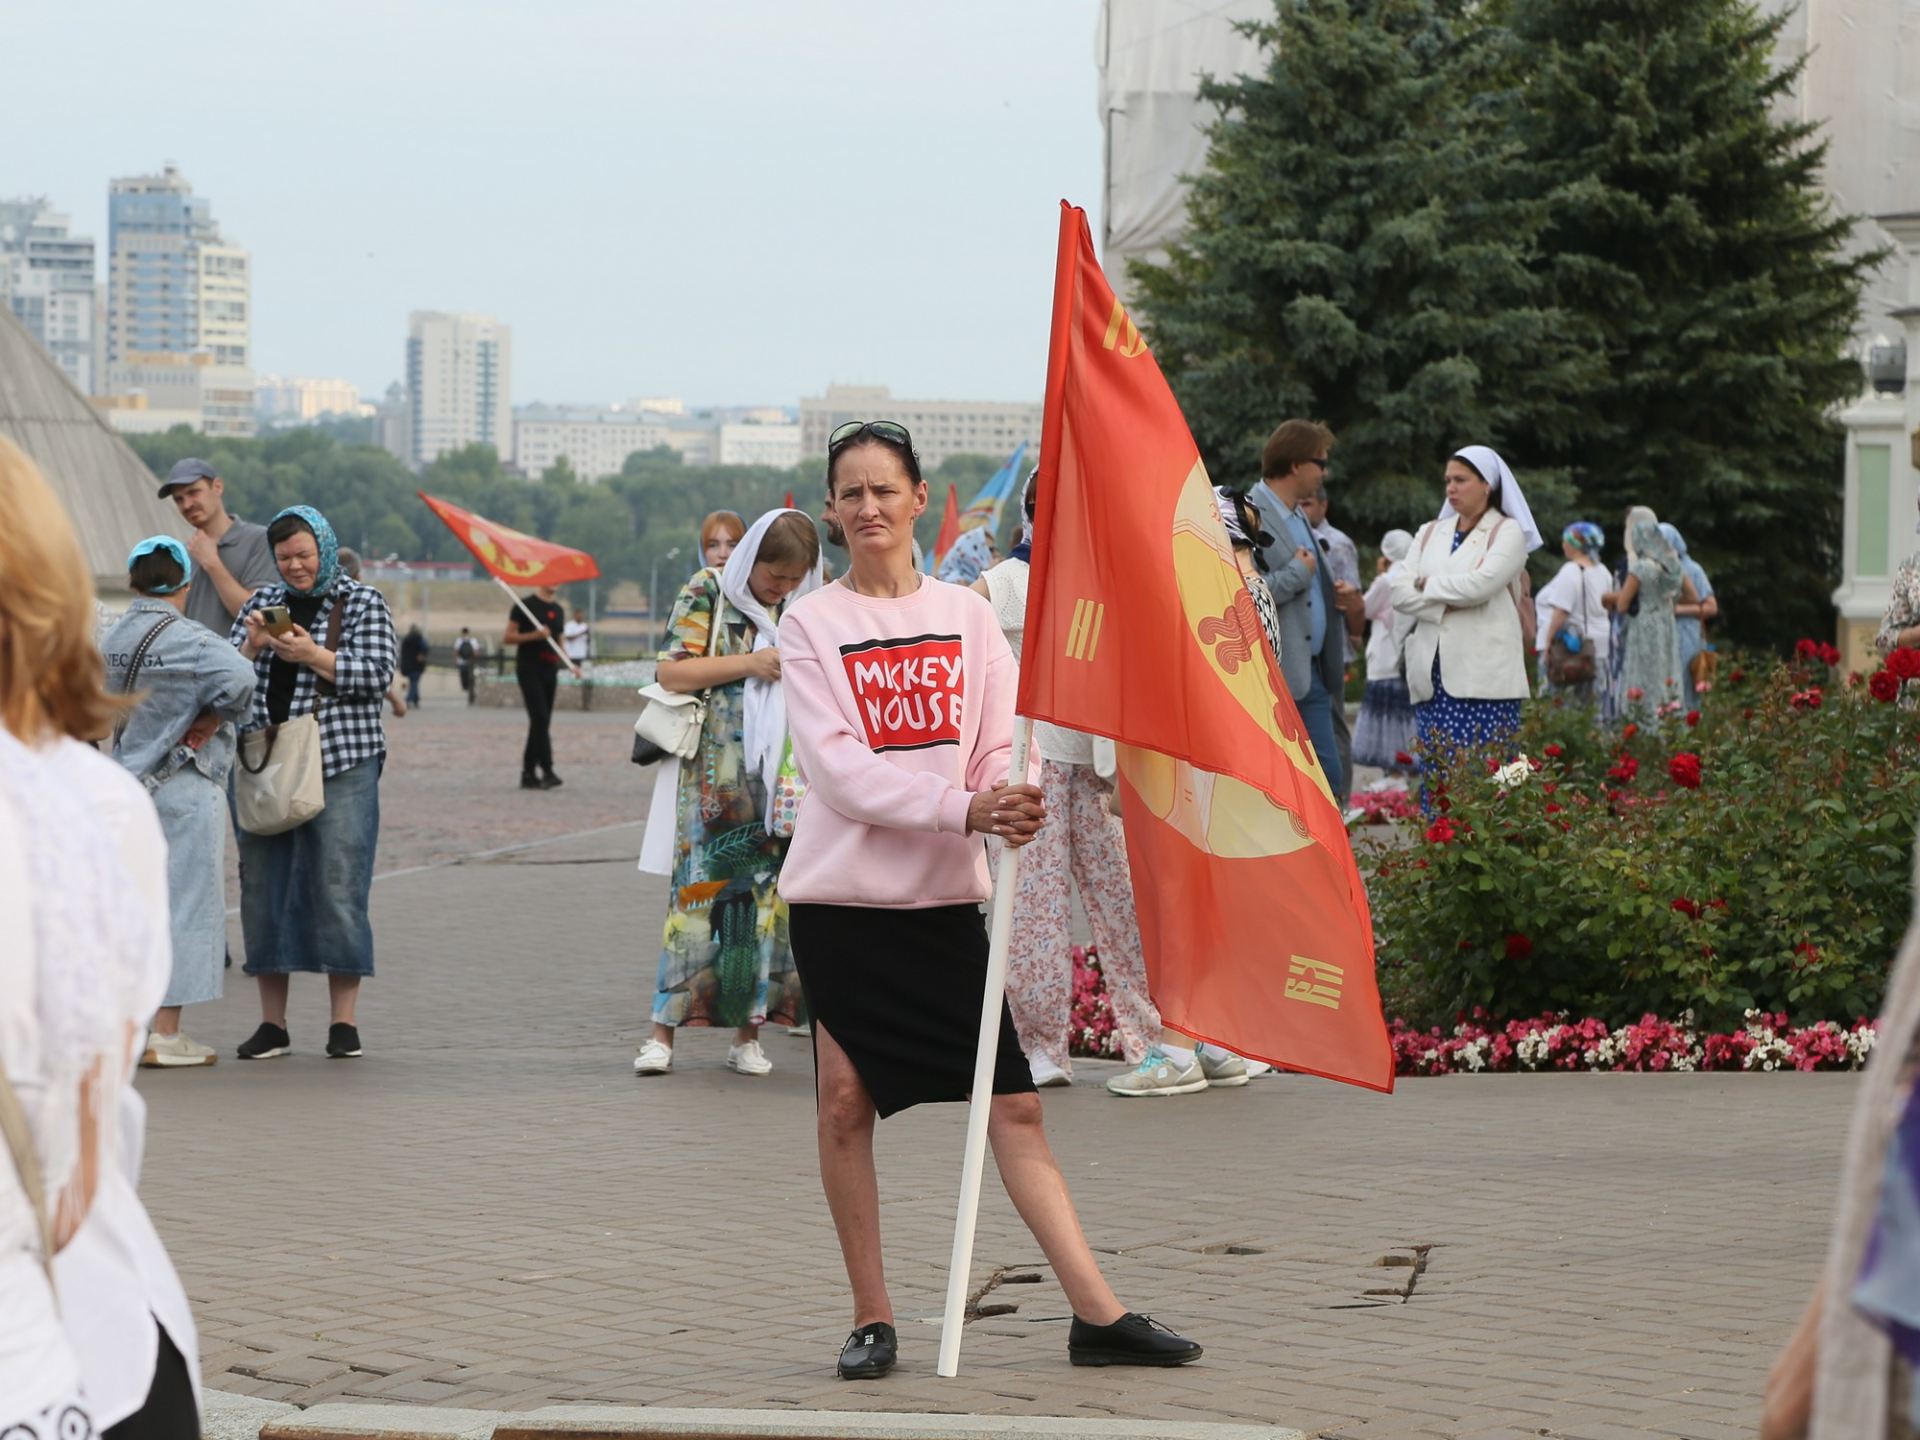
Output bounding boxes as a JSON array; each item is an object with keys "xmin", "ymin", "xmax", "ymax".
[{"xmin": 147, "ymin": 708, "xmax": 1854, "ymax": 1435}]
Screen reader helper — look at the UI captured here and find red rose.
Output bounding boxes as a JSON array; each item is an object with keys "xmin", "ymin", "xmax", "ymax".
[
  {"xmin": 1730, "ymin": 668, "xmax": 1746, "ymax": 682},
  {"xmin": 1707, "ymin": 898, "xmax": 1729, "ymax": 912},
  {"xmin": 1627, "ymin": 687, "xmax": 1645, "ymax": 702},
  {"xmin": 1394, "ymin": 751, "xmax": 1414, "ymax": 766},
  {"xmin": 1819, "ymin": 643, "xmax": 1842, "ymax": 666},
  {"xmin": 1871, "ymin": 670, "xmax": 1901, "ymax": 703},
  {"xmin": 1425, "ymin": 818, "xmax": 1457, "ymax": 844},
  {"xmin": 1794, "ymin": 942, "xmax": 1822, "ymax": 968},
  {"xmin": 1685, "ymin": 710, "xmax": 1700, "ymax": 727},
  {"xmin": 1544, "ymin": 743, "xmax": 1563, "ymax": 758},
  {"xmin": 1504, "ymin": 934, "xmax": 1533, "ymax": 961},
  {"xmin": 1623, "ymin": 723, "xmax": 1639, "ymax": 739},
  {"xmin": 1671, "ymin": 897, "xmax": 1700, "ymax": 919},
  {"xmin": 1668, "ymin": 752, "xmax": 1702, "ymax": 789},
  {"xmin": 1607, "ymin": 755, "xmax": 1639, "ymax": 783},
  {"xmin": 1796, "ymin": 639, "xmax": 1819, "ymax": 660},
  {"xmin": 1889, "ymin": 648, "xmax": 1920, "ymax": 681}
]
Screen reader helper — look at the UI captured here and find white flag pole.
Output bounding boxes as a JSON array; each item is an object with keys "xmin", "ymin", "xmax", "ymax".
[
  {"xmin": 936, "ymin": 716, "xmax": 1033, "ymax": 1379},
  {"xmin": 492, "ymin": 574, "xmax": 579, "ymax": 675}
]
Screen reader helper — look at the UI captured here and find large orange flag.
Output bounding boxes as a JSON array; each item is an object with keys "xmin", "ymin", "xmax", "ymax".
[
  {"xmin": 932, "ymin": 483, "xmax": 961, "ymax": 568},
  {"xmin": 418, "ymin": 492, "xmax": 600, "ymax": 587},
  {"xmin": 1020, "ymin": 204, "xmax": 1392, "ymax": 1092}
]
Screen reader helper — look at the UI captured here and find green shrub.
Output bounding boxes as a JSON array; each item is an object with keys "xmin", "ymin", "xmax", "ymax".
[{"xmin": 1364, "ymin": 649, "xmax": 1920, "ymax": 1030}]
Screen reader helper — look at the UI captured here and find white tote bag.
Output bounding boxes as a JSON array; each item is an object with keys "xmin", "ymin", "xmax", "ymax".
[{"xmin": 235, "ymin": 713, "xmax": 326, "ymax": 836}]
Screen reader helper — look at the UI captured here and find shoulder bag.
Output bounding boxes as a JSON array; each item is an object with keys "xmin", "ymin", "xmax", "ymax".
[
  {"xmin": 1546, "ymin": 568, "xmax": 1598, "ymax": 687},
  {"xmin": 631, "ymin": 588, "xmax": 721, "ymax": 765},
  {"xmin": 234, "ymin": 597, "xmax": 343, "ymax": 836}
]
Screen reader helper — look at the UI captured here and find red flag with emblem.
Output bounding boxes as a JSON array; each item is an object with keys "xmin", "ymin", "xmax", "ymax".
[
  {"xmin": 1019, "ymin": 203, "xmax": 1391, "ymax": 1092},
  {"xmin": 418, "ymin": 492, "xmax": 601, "ymax": 587},
  {"xmin": 932, "ymin": 483, "xmax": 961, "ymax": 568}
]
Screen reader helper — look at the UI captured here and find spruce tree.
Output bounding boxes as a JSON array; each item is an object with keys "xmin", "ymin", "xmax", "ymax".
[
  {"xmin": 1133, "ymin": 0, "xmax": 1596, "ymax": 532},
  {"xmin": 1506, "ymin": 0, "xmax": 1878, "ymax": 645}
]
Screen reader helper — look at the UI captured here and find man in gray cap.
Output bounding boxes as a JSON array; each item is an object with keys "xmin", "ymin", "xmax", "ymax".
[{"xmin": 159, "ymin": 457, "xmax": 278, "ymax": 635}]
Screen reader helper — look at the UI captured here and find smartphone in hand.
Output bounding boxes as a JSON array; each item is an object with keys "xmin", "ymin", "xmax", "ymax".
[{"xmin": 258, "ymin": 604, "xmax": 293, "ymax": 637}]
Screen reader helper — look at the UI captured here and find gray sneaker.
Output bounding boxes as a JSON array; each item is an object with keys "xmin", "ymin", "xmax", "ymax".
[
  {"xmin": 1197, "ymin": 1049, "xmax": 1249, "ymax": 1087},
  {"xmin": 1106, "ymin": 1050, "xmax": 1209, "ymax": 1098}
]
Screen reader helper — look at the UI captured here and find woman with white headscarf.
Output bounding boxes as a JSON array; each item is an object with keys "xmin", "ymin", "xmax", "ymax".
[
  {"xmin": 1603, "ymin": 506, "xmax": 1697, "ymax": 718},
  {"xmin": 635, "ymin": 508, "xmax": 824, "ymax": 1078},
  {"xmin": 1353, "ymin": 528, "xmax": 1417, "ymax": 772},
  {"xmin": 1391, "ymin": 446, "xmax": 1542, "ymax": 775}
]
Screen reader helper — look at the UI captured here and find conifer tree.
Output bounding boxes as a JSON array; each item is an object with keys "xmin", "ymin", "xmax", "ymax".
[
  {"xmin": 1133, "ymin": 0, "xmax": 1596, "ymax": 531},
  {"xmin": 1506, "ymin": 0, "xmax": 1878, "ymax": 645}
]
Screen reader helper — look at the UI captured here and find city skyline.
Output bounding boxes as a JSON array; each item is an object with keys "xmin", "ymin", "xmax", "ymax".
[{"xmin": 5, "ymin": 1, "xmax": 1105, "ymax": 409}]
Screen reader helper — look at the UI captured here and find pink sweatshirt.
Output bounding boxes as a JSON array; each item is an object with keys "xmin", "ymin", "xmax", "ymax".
[{"xmin": 778, "ymin": 577, "xmax": 1029, "ymax": 909}]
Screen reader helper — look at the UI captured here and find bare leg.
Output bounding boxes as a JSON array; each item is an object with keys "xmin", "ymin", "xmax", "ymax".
[
  {"xmin": 988, "ymin": 1092, "xmax": 1125, "ymax": 1324},
  {"xmin": 329, "ymin": 976, "xmax": 360, "ymax": 1025},
  {"xmin": 151, "ymin": 1005, "xmax": 182, "ymax": 1038},
  {"xmin": 257, "ymin": 974, "xmax": 290, "ymax": 1026},
  {"xmin": 813, "ymin": 1021, "xmax": 892, "ymax": 1326},
  {"xmin": 651, "ymin": 1021, "xmax": 675, "ymax": 1046},
  {"xmin": 735, "ymin": 1024, "xmax": 758, "ymax": 1044}
]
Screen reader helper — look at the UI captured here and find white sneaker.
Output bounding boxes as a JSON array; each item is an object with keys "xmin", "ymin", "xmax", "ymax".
[
  {"xmin": 727, "ymin": 1039, "xmax": 773, "ymax": 1075},
  {"xmin": 1243, "ymin": 1059, "xmax": 1276, "ymax": 1078},
  {"xmin": 1029, "ymin": 1054, "xmax": 1073, "ymax": 1088},
  {"xmin": 633, "ymin": 1039, "xmax": 673, "ymax": 1075},
  {"xmin": 1197, "ymin": 1049, "xmax": 1249, "ymax": 1088},
  {"xmin": 787, "ymin": 1024, "xmax": 812, "ymax": 1036},
  {"xmin": 141, "ymin": 1031, "xmax": 217, "ymax": 1068},
  {"xmin": 1105, "ymin": 1049, "xmax": 1209, "ymax": 1097}
]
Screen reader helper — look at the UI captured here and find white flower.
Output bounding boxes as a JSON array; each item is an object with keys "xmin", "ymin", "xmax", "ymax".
[{"xmin": 1493, "ymin": 758, "xmax": 1532, "ymax": 790}]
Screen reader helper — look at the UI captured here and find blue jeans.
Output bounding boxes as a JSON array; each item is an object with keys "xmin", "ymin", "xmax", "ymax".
[
  {"xmin": 239, "ymin": 755, "xmax": 382, "ymax": 977},
  {"xmin": 405, "ymin": 670, "xmax": 423, "ymax": 706},
  {"xmin": 1298, "ymin": 669, "xmax": 1345, "ymax": 803}
]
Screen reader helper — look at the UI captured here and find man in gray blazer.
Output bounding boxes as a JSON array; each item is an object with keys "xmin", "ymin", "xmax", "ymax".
[{"xmin": 1247, "ymin": 419, "xmax": 1350, "ymax": 804}]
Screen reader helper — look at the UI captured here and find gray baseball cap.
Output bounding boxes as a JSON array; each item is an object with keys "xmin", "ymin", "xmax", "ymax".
[{"xmin": 158, "ymin": 457, "xmax": 217, "ymax": 498}]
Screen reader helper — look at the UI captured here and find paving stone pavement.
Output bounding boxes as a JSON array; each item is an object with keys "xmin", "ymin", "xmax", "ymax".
[{"xmin": 143, "ymin": 708, "xmax": 1854, "ymax": 1437}]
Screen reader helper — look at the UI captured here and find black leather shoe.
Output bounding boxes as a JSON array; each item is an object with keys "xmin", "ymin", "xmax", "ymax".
[
  {"xmin": 837, "ymin": 1320, "xmax": 898, "ymax": 1379},
  {"xmin": 539, "ymin": 769, "xmax": 563, "ymax": 789},
  {"xmin": 1068, "ymin": 1312, "xmax": 1203, "ymax": 1367},
  {"xmin": 521, "ymin": 771, "xmax": 544, "ymax": 790}
]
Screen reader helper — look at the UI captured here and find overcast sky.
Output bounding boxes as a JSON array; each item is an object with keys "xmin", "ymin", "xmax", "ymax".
[{"xmin": 6, "ymin": 0, "xmax": 1107, "ymax": 408}]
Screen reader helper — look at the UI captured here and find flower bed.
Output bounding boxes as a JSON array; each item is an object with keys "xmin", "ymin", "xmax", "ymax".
[
  {"xmin": 1364, "ymin": 644, "xmax": 1920, "ymax": 1031},
  {"xmin": 1391, "ymin": 1009, "xmax": 1877, "ymax": 1076}
]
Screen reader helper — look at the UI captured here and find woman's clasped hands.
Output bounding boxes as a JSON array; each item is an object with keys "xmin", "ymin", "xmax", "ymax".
[{"xmin": 966, "ymin": 780, "xmax": 1047, "ymax": 847}]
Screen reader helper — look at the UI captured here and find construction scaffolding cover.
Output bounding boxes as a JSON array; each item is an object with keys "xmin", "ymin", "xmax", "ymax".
[
  {"xmin": 0, "ymin": 302, "xmax": 187, "ymax": 587},
  {"xmin": 1097, "ymin": 0, "xmax": 1269, "ymax": 278},
  {"xmin": 1764, "ymin": 0, "xmax": 1920, "ymax": 339}
]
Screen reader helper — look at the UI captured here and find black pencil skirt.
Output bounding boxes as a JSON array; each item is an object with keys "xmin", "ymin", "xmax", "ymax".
[{"xmin": 788, "ymin": 902, "xmax": 1038, "ymax": 1119}]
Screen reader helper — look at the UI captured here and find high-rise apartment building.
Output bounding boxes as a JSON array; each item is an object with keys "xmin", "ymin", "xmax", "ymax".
[
  {"xmin": 106, "ymin": 165, "xmax": 250, "ymax": 370},
  {"xmin": 799, "ymin": 384, "xmax": 1040, "ymax": 469},
  {"xmin": 0, "ymin": 198, "xmax": 97, "ymax": 394},
  {"xmin": 406, "ymin": 311, "xmax": 511, "ymax": 468},
  {"xmin": 256, "ymin": 375, "xmax": 365, "ymax": 422}
]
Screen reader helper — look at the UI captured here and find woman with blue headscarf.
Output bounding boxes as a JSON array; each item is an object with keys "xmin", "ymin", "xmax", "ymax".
[
  {"xmin": 230, "ymin": 505, "xmax": 398, "ymax": 1062},
  {"xmin": 1660, "ymin": 522, "xmax": 1718, "ymax": 706},
  {"xmin": 1534, "ymin": 521, "xmax": 1611, "ymax": 706}
]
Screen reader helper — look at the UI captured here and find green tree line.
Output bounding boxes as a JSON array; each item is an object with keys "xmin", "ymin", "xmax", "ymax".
[
  {"xmin": 123, "ymin": 427, "xmax": 1015, "ymax": 606},
  {"xmin": 1133, "ymin": 0, "xmax": 1881, "ymax": 648}
]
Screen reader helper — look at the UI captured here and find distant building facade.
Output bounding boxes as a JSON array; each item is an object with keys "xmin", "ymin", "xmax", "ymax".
[
  {"xmin": 407, "ymin": 311, "xmax": 511, "ymax": 467},
  {"xmin": 257, "ymin": 375, "xmax": 366, "ymax": 422},
  {"xmin": 514, "ymin": 401, "xmax": 800, "ymax": 477},
  {"xmin": 799, "ymin": 384, "xmax": 1040, "ymax": 469},
  {"xmin": 105, "ymin": 165, "xmax": 250, "ymax": 370},
  {"xmin": 514, "ymin": 404, "xmax": 671, "ymax": 478},
  {"xmin": 0, "ymin": 198, "xmax": 96, "ymax": 394},
  {"xmin": 99, "ymin": 352, "xmax": 256, "ymax": 438}
]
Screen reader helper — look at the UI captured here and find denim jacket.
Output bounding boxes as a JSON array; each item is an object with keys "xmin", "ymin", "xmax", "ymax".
[{"xmin": 102, "ymin": 598, "xmax": 258, "ymax": 789}]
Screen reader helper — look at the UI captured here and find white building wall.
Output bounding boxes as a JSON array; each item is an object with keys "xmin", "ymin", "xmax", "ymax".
[
  {"xmin": 799, "ymin": 384, "xmax": 1040, "ymax": 469},
  {"xmin": 406, "ymin": 311, "xmax": 512, "ymax": 467},
  {"xmin": 513, "ymin": 405, "xmax": 670, "ymax": 478}
]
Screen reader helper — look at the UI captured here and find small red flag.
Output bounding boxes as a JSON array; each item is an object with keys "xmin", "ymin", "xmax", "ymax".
[
  {"xmin": 1020, "ymin": 203, "xmax": 1392, "ymax": 1092},
  {"xmin": 785, "ymin": 490, "xmax": 795, "ymax": 509},
  {"xmin": 933, "ymin": 483, "xmax": 961, "ymax": 567},
  {"xmin": 418, "ymin": 492, "xmax": 601, "ymax": 587}
]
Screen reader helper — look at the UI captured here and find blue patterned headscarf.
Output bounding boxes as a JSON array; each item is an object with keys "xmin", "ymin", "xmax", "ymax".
[
  {"xmin": 1562, "ymin": 521, "xmax": 1605, "ymax": 557},
  {"xmin": 270, "ymin": 504, "xmax": 341, "ymax": 597}
]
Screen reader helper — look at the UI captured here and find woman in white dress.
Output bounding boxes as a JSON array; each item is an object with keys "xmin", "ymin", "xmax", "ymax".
[{"xmin": 0, "ymin": 435, "xmax": 200, "ymax": 1439}]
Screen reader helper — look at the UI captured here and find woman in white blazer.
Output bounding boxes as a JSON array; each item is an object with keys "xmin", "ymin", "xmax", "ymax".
[{"xmin": 1391, "ymin": 446, "xmax": 1544, "ymax": 772}]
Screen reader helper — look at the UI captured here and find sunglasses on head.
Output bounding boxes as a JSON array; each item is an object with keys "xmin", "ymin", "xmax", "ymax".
[{"xmin": 828, "ymin": 420, "xmax": 914, "ymax": 451}]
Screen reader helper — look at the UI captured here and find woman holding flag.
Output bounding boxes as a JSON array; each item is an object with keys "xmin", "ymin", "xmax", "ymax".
[
  {"xmin": 635, "ymin": 508, "xmax": 822, "ymax": 1078},
  {"xmin": 778, "ymin": 420, "xmax": 1202, "ymax": 1379}
]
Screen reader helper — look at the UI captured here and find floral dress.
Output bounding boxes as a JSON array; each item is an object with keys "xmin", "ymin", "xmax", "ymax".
[
  {"xmin": 1616, "ymin": 556, "xmax": 1684, "ymax": 715},
  {"xmin": 650, "ymin": 567, "xmax": 801, "ymax": 1029},
  {"xmin": 1877, "ymin": 552, "xmax": 1920, "ymax": 655}
]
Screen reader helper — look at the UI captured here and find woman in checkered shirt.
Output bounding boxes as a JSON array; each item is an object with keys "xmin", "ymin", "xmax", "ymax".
[{"xmin": 230, "ymin": 505, "xmax": 397, "ymax": 1063}]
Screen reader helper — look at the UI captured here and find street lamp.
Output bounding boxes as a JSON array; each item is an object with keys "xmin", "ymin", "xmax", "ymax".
[{"xmin": 649, "ymin": 546, "xmax": 682, "ymax": 653}]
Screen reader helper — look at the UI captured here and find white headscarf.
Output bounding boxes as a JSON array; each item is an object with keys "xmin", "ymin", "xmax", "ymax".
[
  {"xmin": 1380, "ymin": 527, "xmax": 1414, "ymax": 573},
  {"xmin": 721, "ymin": 508, "xmax": 826, "ymax": 823},
  {"xmin": 1439, "ymin": 445, "xmax": 1544, "ymax": 552}
]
